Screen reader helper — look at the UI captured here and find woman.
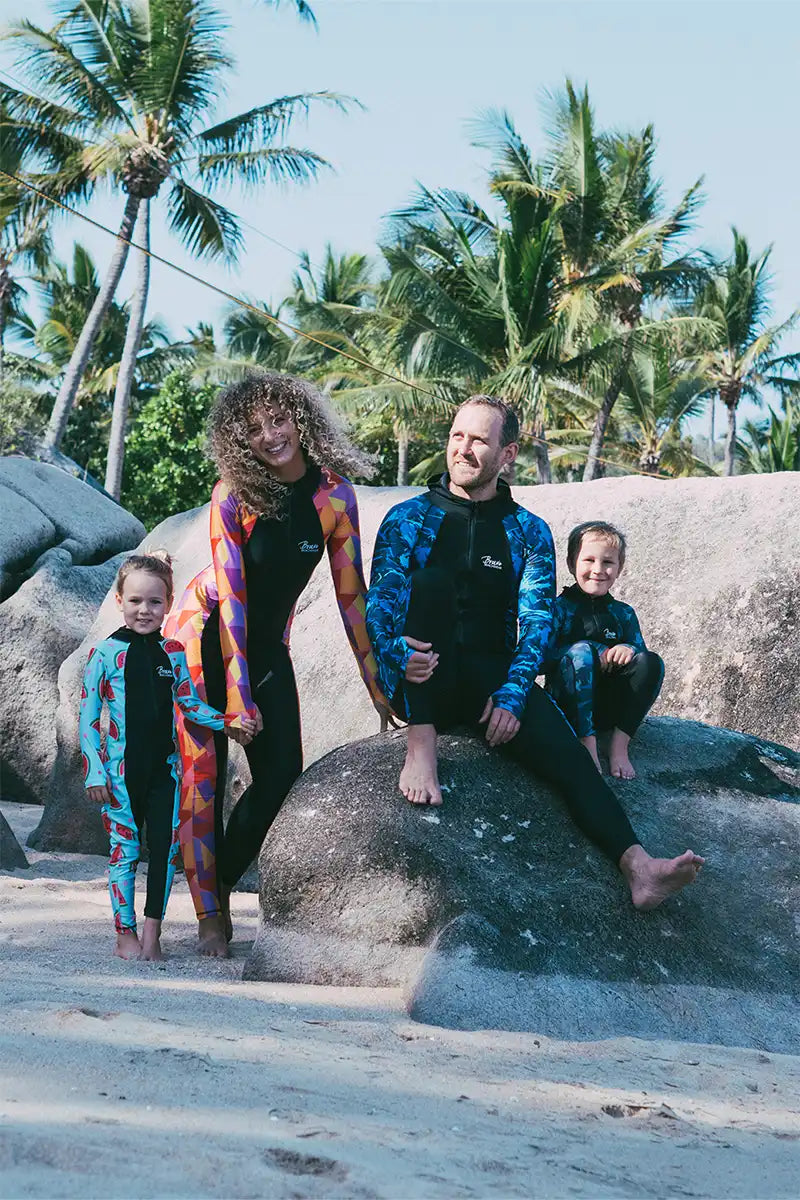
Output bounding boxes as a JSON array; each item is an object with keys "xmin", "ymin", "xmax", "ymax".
[{"xmin": 165, "ymin": 372, "xmax": 388, "ymax": 956}]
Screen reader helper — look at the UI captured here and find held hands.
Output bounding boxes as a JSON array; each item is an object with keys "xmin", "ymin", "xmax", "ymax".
[
  {"xmin": 479, "ymin": 697, "xmax": 520, "ymax": 747},
  {"xmin": 225, "ymin": 706, "xmax": 262, "ymax": 746},
  {"xmin": 601, "ymin": 644, "xmax": 635, "ymax": 671},
  {"xmin": 404, "ymin": 636, "xmax": 439, "ymax": 684}
]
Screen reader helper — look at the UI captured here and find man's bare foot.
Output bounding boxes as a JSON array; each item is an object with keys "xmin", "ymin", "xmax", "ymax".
[
  {"xmin": 620, "ymin": 845, "xmax": 705, "ymax": 911},
  {"xmin": 115, "ymin": 930, "xmax": 141, "ymax": 959},
  {"xmin": 198, "ymin": 915, "xmax": 230, "ymax": 957},
  {"xmin": 139, "ymin": 917, "xmax": 164, "ymax": 961},
  {"xmin": 579, "ymin": 734, "xmax": 602, "ymax": 774},
  {"xmin": 220, "ymin": 884, "xmax": 233, "ymax": 943},
  {"xmin": 399, "ymin": 724, "xmax": 442, "ymax": 806},
  {"xmin": 609, "ymin": 728, "xmax": 635, "ymax": 779}
]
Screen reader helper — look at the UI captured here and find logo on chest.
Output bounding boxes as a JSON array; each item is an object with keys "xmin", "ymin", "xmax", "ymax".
[
  {"xmin": 156, "ymin": 665, "xmax": 173, "ymax": 678},
  {"xmin": 481, "ymin": 554, "xmax": 503, "ymax": 570},
  {"xmin": 298, "ymin": 540, "xmax": 320, "ymax": 553}
]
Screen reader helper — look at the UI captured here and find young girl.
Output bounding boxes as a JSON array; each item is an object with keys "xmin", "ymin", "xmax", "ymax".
[{"xmin": 80, "ymin": 553, "xmax": 255, "ymax": 961}]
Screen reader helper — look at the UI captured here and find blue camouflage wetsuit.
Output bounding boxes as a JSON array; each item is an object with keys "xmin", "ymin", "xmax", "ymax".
[
  {"xmin": 79, "ymin": 628, "xmax": 225, "ymax": 933},
  {"xmin": 544, "ymin": 584, "xmax": 664, "ymax": 739},
  {"xmin": 366, "ymin": 475, "xmax": 641, "ymax": 865}
]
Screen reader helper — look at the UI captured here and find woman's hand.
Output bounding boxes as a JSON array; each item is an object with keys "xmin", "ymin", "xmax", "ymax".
[
  {"xmin": 225, "ymin": 707, "xmax": 262, "ymax": 746},
  {"xmin": 86, "ymin": 782, "xmax": 113, "ymax": 806}
]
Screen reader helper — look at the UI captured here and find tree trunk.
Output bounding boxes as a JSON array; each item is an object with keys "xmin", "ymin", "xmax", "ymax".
[
  {"xmin": 105, "ymin": 200, "xmax": 150, "ymax": 500},
  {"xmin": 708, "ymin": 396, "xmax": 716, "ymax": 465},
  {"xmin": 531, "ymin": 422, "xmax": 551, "ymax": 484},
  {"xmin": 0, "ymin": 278, "xmax": 7, "ymax": 386},
  {"xmin": 396, "ymin": 427, "xmax": 410, "ymax": 486},
  {"xmin": 583, "ymin": 342, "xmax": 632, "ymax": 482},
  {"xmin": 43, "ymin": 191, "xmax": 140, "ymax": 453},
  {"xmin": 723, "ymin": 402, "xmax": 737, "ymax": 477}
]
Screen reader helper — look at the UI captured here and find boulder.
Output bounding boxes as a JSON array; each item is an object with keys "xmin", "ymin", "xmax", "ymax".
[
  {"xmin": 0, "ymin": 458, "xmax": 144, "ymax": 807},
  {"xmin": 38, "ymin": 472, "xmax": 800, "ymax": 853},
  {"xmin": 243, "ymin": 717, "xmax": 800, "ymax": 1053},
  {"xmin": 0, "ymin": 810, "xmax": 29, "ymax": 870}
]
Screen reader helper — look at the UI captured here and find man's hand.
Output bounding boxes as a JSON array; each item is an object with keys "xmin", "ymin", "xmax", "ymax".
[
  {"xmin": 601, "ymin": 644, "xmax": 635, "ymax": 671},
  {"xmin": 404, "ymin": 636, "xmax": 439, "ymax": 683},
  {"xmin": 479, "ymin": 698, "xmax": 520, "ymax": 747},
  {"xmin": 374, "ymin": 700, "xmax": 401, "ymax": 732},
  {"xmin": 86, "ymin": 782, "xmax": 113, "ymax": 806}
]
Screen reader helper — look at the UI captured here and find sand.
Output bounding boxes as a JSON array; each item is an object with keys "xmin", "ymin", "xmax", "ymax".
[{"xmin": 1, "ymin": 801, "xmax": 799, "ymax": 1200}]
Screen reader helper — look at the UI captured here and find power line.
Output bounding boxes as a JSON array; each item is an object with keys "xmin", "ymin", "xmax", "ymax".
[{"xmin": 1, "ymin": 164, "xmax": 677, "ymax": 481}]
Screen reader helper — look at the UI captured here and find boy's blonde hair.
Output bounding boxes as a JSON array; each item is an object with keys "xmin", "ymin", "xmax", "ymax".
[
  {"xmin": 566, "ymin": 522, "xmax": 626, "ymax": 573},
  {"xmin": 115, "ymin": 551, "xmax": 174, "ymax": 604}
]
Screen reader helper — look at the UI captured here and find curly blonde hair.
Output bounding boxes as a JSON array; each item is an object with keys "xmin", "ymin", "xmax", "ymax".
[{"xmin": 207, "ymin": 371, "xmax": 374, "ymax": 518}]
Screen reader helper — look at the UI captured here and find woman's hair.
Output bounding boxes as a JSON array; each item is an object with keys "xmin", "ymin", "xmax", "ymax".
[
  {"xmin": 566, "ymin": 521, "xmax": 627, "ymax": 572},
  {"xmin": 206, "ymin": 371, "xmax": 374, "ymax": 517},
  {"xmin": 115, "ymin": 551, "xmax": 174, "ymax": 603}
]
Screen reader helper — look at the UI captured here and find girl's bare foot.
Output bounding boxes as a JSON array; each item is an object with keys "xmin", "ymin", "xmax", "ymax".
[
  {"xmin": 115, "ymin": 930, "xmax": 141, "ymax": 959},
  {"xmin": 609, "ymin": 728, "xmax": 636, "ymax": 779},
  {"xmin": 579, "ymin": 734, "xmax": 602, "ymax": 774},
  {"xmin": 198, "ymin": 915, "xmax": 230, "ymax": 957},
  {"xmin": 139, "ymin": 917, "xmax": 164, "ymax": 961},
  {"xmin": 399, "ymin": 724, "xmax": 442, "ymax": 806},
  {"xmin": 619, "ymin": 845, "xmax": 705, "ymax": 911}
]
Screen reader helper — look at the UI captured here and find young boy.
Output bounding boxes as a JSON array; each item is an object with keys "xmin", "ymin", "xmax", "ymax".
[
  {"xmin": 80, "ymin": 553, "xmax": 255, "ymax": 961},
  {"xmin": 544, "ymin": 522, "xmax": 664, "ymax": 780}
]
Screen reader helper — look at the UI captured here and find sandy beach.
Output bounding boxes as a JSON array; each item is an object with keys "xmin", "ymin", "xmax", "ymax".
[{"xmin": 1, "ymin": 800, "xmax": 799, "ymax": 1200}]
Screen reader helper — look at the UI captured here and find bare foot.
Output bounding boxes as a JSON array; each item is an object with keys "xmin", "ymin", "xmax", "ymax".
[
  {"xmin": 139, "ymin": 917, "xmax": 164, "ymax": 961},
  {"xmin": 609, "ymin": 728, "xmax": 635, "ymax": 779},
  {"xmin": 220, "ymin": 884, "xmax": 233, "ymax": 943},
  {"xmin": 620, "ymin": 845, "xmax": 705, "ymax": 911},
  {"xmin": 399, "ymin": 724, "xmax": 442, "ymax": 806},
  {"xmin": 580, "ymin": 734, "xmax": 602, "ymax": 774},
  {"xmin": 198, "ymin": 915, "xmax": 230, "ymax": 958},
  {"xmin": 115, "ymin": 930, "xmax": 141, "ymax": 959}
]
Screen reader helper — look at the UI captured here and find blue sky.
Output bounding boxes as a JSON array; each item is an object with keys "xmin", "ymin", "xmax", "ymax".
[{"xmin": 4, "ymin": 0, "xmax": 799, "ymax": 427}]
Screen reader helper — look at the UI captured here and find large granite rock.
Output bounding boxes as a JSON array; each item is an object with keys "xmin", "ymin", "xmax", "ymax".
[
  {"xmin": 244, "ymin": 717, "xmax": 800, "ymax": 1053},
  {"xmin": 0, "ymin": 810, "xmax": 29, "ymax": 870},
  {"xmin": 37, "ymin": 472, "xmax": 800, "ymax": 852},
  {"xmin": 0, "ymin": 458, "xmax": 144, "ymax": 807}
]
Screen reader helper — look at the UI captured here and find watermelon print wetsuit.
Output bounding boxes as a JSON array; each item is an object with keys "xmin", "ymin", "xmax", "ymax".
[
  {"xmin": 164, "ymin": 464, "xmax": 384, "ymax": 922},
  {"xmin": 79, "ymin": 628, "xmax": 227, "ymax": 933}
]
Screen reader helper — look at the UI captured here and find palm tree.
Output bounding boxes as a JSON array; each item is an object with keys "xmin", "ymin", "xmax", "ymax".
[
  {"xmin": 695, "ymin": 229, "xmax": 799, "ymax": 475},
  {"xmin": 736, "ymin": 400, "xmax": 800, "ymax": 473},
  {"xmin": 616, "ymin": 345, "xmax": 713, "ymax": 476},
  {"xmin": 3, "ymin": 0, "xmax": 353, "ymax": 495}
]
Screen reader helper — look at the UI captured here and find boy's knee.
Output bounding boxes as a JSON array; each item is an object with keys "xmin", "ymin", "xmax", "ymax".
[
  {"xmin": 561, "ymin": 641, "xmax": 596, "ymax": 673},
  {"xmin": 635, "ymin": 650, "xmax": 664, "ymax": 679}
]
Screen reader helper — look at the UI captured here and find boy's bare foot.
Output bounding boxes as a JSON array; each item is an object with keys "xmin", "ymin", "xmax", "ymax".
[
  {"xmin": 399, "ymin": 724, "xmax": 442, "ymax": 806},
  {"xmin": 619, "ymin": 845, "xmax": 705, "ymax": 911},
  {"xmin": 609, "ymin": 728, "xmax": 635, "ymax": 779},
  {"xmin": 198, "ymin": 915, "xmax": 230, "ymax": 957},
  {"xmin": 115, "ymin": 930, "xmax": 141, "ymax": 959},
  {"xmin": 579, "ymin": 734, "xmax": 602, "ymax": 774},
  {"xmin": 139, "ymin": 917, "xmax": 164, "ymax": 961}
]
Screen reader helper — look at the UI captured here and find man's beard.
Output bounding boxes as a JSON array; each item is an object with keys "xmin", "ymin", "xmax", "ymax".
[{"xmin": 449, "ymin": 454, "xmax": 503, "ymax": 493}]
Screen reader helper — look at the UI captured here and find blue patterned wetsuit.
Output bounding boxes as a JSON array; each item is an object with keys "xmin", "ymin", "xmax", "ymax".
[
  {"xmin": 79, "ymin": 628, "xmax": 225, "ymax": 933},
  {"xmin": 544, "ymin": 584, "xmax": 664, "ymax": 739},
  {"xmin": 366, "ymin": 476, "xmax": 641, "ymax": 865}
]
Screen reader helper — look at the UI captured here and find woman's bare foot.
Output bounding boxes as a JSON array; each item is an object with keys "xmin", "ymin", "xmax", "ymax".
[
  {"xmin": 399, "ymin": 724, "xmax": 442, "ymax": 806},
  {"xmin": 619, "ymin": 845, "xmax": 705, "ymax": 911},
  {"xmin": 139, "ymin": 917, "xmax": 164, "ymax": 961},
  {"xmin": 579, "ymin": 734, "xmax": 602, "ymax": 774},
  {"xmin": 609, "ymin": 728, "xmax": 635, "ymax": 779},
  {"xmin": 115, "ymin": 930, "xmax": 141, "ymax": 959},
  {"xmin": 198, "ymin": 915, "xmax": 230, "ymax": 958}
]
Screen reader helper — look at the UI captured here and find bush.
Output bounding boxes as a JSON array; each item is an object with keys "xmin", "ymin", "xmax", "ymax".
[{"xmin": 121, "ymin": 372, "xmax": 218, "ymax": 529}]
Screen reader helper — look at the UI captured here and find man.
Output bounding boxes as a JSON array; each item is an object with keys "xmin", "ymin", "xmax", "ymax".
[{"xmin": 366, "ymin": 395, "xmax": 703, "ymax": 910}]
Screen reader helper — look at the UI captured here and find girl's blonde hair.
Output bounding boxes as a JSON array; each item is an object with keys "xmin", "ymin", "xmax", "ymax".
[
  {"xmin": 115, "ymin": 551, "xmax": 174, "ymax": 604},
  {"xmin": 206, "ymin": 371, "xmax": 374, "ymax": 518}
]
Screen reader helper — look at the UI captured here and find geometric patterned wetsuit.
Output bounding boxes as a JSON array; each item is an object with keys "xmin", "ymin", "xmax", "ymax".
[
  {"xmin": 163, "ymin": 468, "xmax": 386, "ymax": 922},
  {"xmin": 79, "ymin": 628, "xmax": 226, "ymax": 933}
]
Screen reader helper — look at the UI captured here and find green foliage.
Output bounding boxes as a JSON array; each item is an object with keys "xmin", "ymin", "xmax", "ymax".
[
  {"xmin": 0, "ymin": 370, "xmax": 48, "ymax": 454},
  {"xmin": 120, "ymin": 372, "xmax": 218, "ymax": 529}
]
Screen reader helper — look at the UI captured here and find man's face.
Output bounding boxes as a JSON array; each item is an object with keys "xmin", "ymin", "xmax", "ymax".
[{"xmin": 446, "ymin": 405, "xmax": 516, "ymax": 493}]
